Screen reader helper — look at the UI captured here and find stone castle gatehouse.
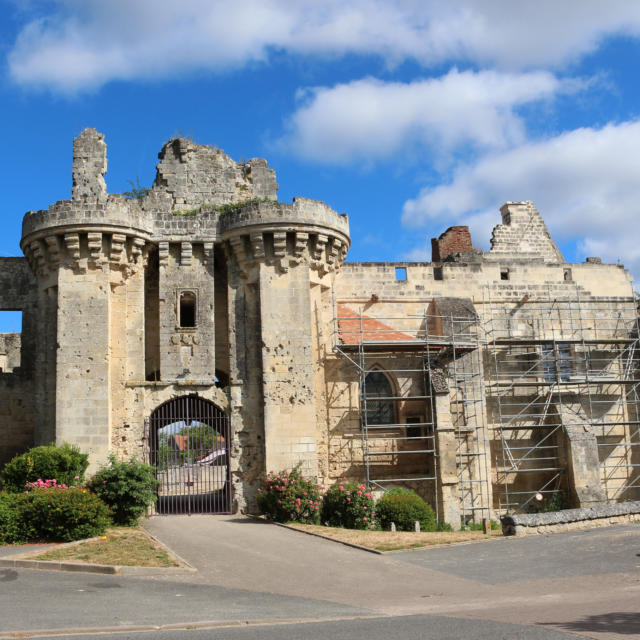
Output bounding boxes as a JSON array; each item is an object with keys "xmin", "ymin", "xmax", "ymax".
[{"xmin": 1, "ymin": 129, "xmax": 638, "ymax": 524}]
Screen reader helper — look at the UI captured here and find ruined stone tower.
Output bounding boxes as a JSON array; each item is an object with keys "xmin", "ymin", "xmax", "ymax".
[{"xmin": 16, "ymin": 129, "xmax": 349, "ymax": 511}]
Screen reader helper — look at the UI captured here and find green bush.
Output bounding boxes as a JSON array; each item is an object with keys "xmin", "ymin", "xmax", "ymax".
[
  {"xmin": 321, "ymin": 482, "xmax": 376, "ymax": 529},
  {"xmin": 436, "ymin": 520, "xmax": 454, "ymax": 532},
  {"xmin": 257, "ymin": 465, "xmax": 322, "ymax": 524},
  {"xmin": 1, "ymin": 443, "xmax": 88, "ymax": 493},
  {"xmin": 0, "ymin": 493, "xmax": 20, "ymax": 544},
  {"xmin": 88, "ymin": 455, "xmax": 158, "ymax": 526},
  {"xmin": 13, "ymin": 488, "xmax": 111, "ymax": 542},
  {"xmin": 375, "ymin": 488, "xmax": 436, "ymax": 532}
]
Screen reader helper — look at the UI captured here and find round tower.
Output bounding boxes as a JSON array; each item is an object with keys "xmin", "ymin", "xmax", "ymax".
[{"xmin": 20, "ymin": 128, "xmax": 350, "ymax": 512}]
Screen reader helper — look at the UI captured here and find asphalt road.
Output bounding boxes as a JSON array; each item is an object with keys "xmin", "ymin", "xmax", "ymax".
[
  {"xmin": 16, "ymin": 615, "xmax": 591, "ymax": 640},
  {"xmin": 0, "ymin": 518, "xmax": 638, "ymax": 639}
]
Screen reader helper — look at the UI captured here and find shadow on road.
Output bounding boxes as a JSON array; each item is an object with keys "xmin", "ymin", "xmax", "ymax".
[{"xmin": 541, "ymin": 612, "xmax": 640, "ymax": 636}]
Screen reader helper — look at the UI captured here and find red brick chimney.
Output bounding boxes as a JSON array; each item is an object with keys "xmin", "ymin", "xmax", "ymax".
[{"xmin": 431, "ymin": 226, "xmax": 473, "ymax": 262}]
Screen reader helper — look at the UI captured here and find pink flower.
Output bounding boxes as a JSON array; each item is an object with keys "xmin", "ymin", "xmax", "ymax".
[
  {"xmin": 347, "ymin": 497, "xmax": 351, "ymax": 502},
  {"xmin": 103, "ymin": 480, "xmax": 107, "ymax": 484},
  {"xmin": 363, "ymin": 517, "xmax": 368, "ymax": 521},
  {"xmin": 363, "ymin": 506, "xmax": 367, "ymax": 510},
  {"xmin": 357, "ymin": 490, "xmax": 362, "ymax": 495},
  {"xmin": 339, "ymin": 485, "xmax": 344, "ymax": 491},
  {"xmin": 74, "ymin": 476, "xmax": 80, "ymax": 481}
]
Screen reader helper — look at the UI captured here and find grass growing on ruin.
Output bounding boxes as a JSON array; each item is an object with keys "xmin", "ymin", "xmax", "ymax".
[
  {"xmin": 31, "ymin": 527, "xmax": 180, "ymax": 567},
  {"xmin": 287, "ymin": 523, "xmax": 499, "ymax": 551}
]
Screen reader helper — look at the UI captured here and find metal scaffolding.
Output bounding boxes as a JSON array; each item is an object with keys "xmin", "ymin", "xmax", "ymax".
[
  {"xmin": 483, "ymin": 284, "xmax": 640, "ymax": 512},
  {"xmin": 333, "ymin": 300, "xmax": 491, "ymax": 524}
]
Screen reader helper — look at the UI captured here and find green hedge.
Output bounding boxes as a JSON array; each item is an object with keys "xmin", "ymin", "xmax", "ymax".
[
  {"xmin": 88, "ymin": 456, "xmax": 158, "ymax": 526},
  {"xmin": 4, "ymin": 489, "xmax": 112, "ymax": 543},
  {"xmin": 0, "ymin": 493, "xmax": 20, "ymax": 544},
  {"xmin": 375, "ymin": 488, "xmax": 436, "ymax": 532},
  {"xmin": 1, "ymin": 444, "xmax": 88, "ymax": 493}
]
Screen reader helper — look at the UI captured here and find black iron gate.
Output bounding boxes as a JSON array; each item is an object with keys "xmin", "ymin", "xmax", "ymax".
[{"xmin": 148, "ymin": 395, "xmax": 231, "ymax": 514}]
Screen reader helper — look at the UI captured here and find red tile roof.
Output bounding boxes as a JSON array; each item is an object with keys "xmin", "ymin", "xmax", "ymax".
[{"xmin": 337, "ymin": 304, "xmax": 414, "ymax": 344}]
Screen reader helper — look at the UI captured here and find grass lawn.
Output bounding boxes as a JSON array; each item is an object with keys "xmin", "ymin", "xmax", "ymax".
[
  {"xmin": 32, "ymin": 527, "xmax": 181, "ymax": 567},
  {"xmin": 287, "ymin": 523, "xmax": 500, "ymax": 551}
]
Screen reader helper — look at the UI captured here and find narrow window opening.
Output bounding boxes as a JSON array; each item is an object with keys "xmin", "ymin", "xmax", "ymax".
[
  {"xmin": 395, "ymin": 267, "xmax": 407, "ymax": 282},
  {"xmin": 433, "ymin": 267, "xmax": 443, "ymax": 281},
  {"xmin": 563, "ymin": 268, "xmax": 572, "ymax": 281},
  {"xmin": 364, "ymin": 368, "xmax": 395, "ymax": 426},
  {"xmin": 500, "ymin": 268, "xmax": 509, "ymax": 281},
  {"xmin": 179, "ymin": 291, "xmax": 196, "ymax": 328},
  {"xmin": 0, "ymin": 311, "xmax": 22, "ymax": 372}
]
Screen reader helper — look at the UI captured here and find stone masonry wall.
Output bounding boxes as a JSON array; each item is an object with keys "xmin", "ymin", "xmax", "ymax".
[{"xmin": 488, "ymin": 201, "xmax": 564, "ymax": 263}]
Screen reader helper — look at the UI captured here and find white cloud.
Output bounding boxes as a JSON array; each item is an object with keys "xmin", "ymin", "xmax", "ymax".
[
  {"xmin": 8, "ymin": 0, "xmax": 640, "ymax": 92},
  {"xmin": 280, "ymin": 70, "xmax": 578, "ymax": 164},
  {"xmin": 401, "ymin": 120, "xmax": 640, "ymax": 280}
]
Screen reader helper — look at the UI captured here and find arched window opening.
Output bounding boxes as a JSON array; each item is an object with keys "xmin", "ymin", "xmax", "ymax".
[
  {"xmin": 179, "ymin": 291, "xmax": 196, "ymax": 328},
  {"xmin": 364, "ymin": 368, "xmax": 395, "ymax": 426}
]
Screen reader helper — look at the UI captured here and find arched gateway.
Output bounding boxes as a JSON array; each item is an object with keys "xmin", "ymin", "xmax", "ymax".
[{"xmin": 148, "ymin": 395, "xmax": 231, "ymax": 514}]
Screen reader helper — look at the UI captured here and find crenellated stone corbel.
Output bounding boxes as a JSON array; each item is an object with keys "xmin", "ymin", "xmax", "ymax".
[
  {"xmin": 310, "ymin": 233, "xmax": 328, "ymax": 273},
  {"xmin": 229, "ymin": 236, "xmax": 251, "ymax": 278},
  {"xmin": 326, "ymin": 238, "xmax": 341, "ymax": 271},
  {"xmin": 131, "ymin": 237, "xmax": 146, "ymax": 264},
  {"xmin": 158, "ymin": 241, "xmax": 169, "ymax": 267},
  {"xmin": 180, "ymin": 241, "xmax": 192, "ymax": 266},
  {"xmin": 203, "ymin": 242, "xmax": 214, "ymax": 267},
  {"xmin": 87, "ymin": 232, "xmax": 103, "ymax": 264},
  {"xmin": 110, "ymin": 233, "xmax": 126, "ymax": 263},
  {"xmin": 273, "ymin": 231, "xmax": 288, "ymax": 273},
  {"xmin": 64, "ymin": 233, "xmax": 81, "ymax": 263},
  {"xmin": 250, "ymin": 233, "xmax": 265, "ymax": 262},
  {"xmin": 44, "ymin": 235, "xmax": 61, "ymax": 266},
  {"xmin": 292, "ymin": 231, "xmax": 309, "ymax": 265},
  {"xmin": 30, "ymin": 240, "xmax": 48, "ymax": 274}
]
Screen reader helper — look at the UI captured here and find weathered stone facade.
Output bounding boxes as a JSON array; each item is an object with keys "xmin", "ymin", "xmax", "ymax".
[{"xmin": 1, "ymin": 129, "xmax": 638, "ymax": 524}]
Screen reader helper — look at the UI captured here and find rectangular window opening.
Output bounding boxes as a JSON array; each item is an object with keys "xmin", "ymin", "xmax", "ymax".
[
  {"xmin": 500, "ymin": 268, "xmax": 510, "ymax": 281},
  {"xmin": 433, "ymin": 267, "xmax": 443, "ymax": 281},
  {"xmin": 395, "ymin": 267, "xmax": 407, "ymax": 282},
  {"xmin": 178, "ymin": 291, "xmax": 197, "ymax": 328},
  {"xmin": 0, "ymin": 311, "xmax": 22, "ymax": 373}
]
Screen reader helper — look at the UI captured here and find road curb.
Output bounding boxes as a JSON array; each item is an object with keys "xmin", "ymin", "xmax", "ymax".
[
  {"xmin": 248, "ymin": 516, "xmax": 384, "ymax": 555},
  {"xmin": 0, "ymin": 614, "xmax": 385, "ymax": 639},
  {"xmin": 0, "ymin": 527, "xmax": 197, "ymax": 576}
]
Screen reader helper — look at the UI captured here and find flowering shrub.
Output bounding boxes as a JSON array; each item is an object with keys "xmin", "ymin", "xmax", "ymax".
[
  {"xmin": 25, "ymin": 478, "xmax": 76, "ymax": 491},
  {"xmin": 375, "ymin": 488, "xmax": 436, "ymax": 532},
  {"xmin": 88, "ymin": 455, "xmax": 158, "ymax": 526},
  {"xmin": 321, "ymin": 482, "xmax": 376, "ymax": 529},
  {"xmin": 1, "ymin": 443, "xmax": 88, "ymax": 493},
  {"xmin": 12, "ymin": 488, "xmax": 112, "ymax": 542},
  {"xmin": 256, "ymin": 465, "xmax": 322, "ymax": 524}
]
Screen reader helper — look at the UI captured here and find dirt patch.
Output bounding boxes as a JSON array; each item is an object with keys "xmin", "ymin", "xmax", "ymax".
[
  {"xmin": 288, "ymin": 523, "xmax": 499, "ymax": 551},
  {"xmin": 32, "ymin": 527, "xmax": 181, "ymax": 567}
]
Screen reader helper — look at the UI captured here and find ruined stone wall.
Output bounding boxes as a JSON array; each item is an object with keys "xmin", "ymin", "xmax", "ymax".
[
  {"xmin": 0, "ymin": 258, "xmax": 37, "ymax": 464},
  {"xmin": 152, "ymin": 138, "xmax": 277, "ymax": 208},
  {"xmin": 488, "ymin": 201, "xmax": 564, "ymax": 263},
  {"xmin": 0, "ymin": 372, "xmax": 35, "ymax": 466}
]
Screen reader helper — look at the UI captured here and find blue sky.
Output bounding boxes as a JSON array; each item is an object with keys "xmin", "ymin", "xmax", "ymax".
[{"xmin": 2, "ymin": 1, "xmax": 640, "ymax": 332}]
